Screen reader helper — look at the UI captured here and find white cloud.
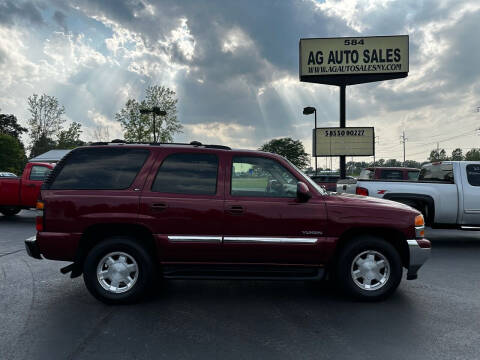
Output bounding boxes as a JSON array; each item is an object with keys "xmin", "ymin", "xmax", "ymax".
[
  {"xmin": 184, "ymin": 122, "xmax": 256, "ymax": 148},
  {"xmin": 85, "ymin": 109, "xmax": 123, "ymax": 141},
  {"xmin": 0, "ymin": 26, "xmax": 40, "ymax": 90},
  {"xmin": 43, "ymin": 32, "xmax": 108, "ymax": 82},
  {"xmin": 222, "ymin": 27, "xmax": 254, "ymax": 54},
  {"xmin": 1, "ymin": 0, "xmax": 480, "ymax": 164}
]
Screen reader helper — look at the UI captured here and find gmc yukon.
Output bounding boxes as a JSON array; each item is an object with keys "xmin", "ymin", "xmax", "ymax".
[{"xmin": 25, "ymin": 142, "xmax": 430, "ymax": 304}]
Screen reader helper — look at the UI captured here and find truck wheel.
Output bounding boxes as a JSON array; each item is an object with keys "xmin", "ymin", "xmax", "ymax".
[
  {"xmin": 0, "ymin": 207, "xmax": 21, "ymax": 217},
  {"xmin": 83, "ymin": 236, "xmax": 156, "ymax": 304},
  {"xmin": 335, "ymin": 236, "xmax": 402, "ymax": 301}
]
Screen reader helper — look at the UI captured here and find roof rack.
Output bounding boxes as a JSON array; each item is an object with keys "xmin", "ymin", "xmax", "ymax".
[{"xmin": 88, "ymin": 140, "xmax": 231, "ymax": 150}]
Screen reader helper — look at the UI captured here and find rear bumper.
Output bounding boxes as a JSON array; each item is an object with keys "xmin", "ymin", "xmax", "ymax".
[
  {"xmin": 406, "ymin": 239, "xmax": 431, "ymax": 280},
  {"xmin": 25, "ymin": 236, "xmax": 42, "ymax": 259}
]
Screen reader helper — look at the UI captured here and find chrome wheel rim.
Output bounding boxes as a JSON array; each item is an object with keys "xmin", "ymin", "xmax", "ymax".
[
  {"xmin": 96, "ymin": 252, "xmax": 139, "ymax": 294},
  {"xmin": 351, "ymin": 250, "xmax": 390, "ymax": 291}
]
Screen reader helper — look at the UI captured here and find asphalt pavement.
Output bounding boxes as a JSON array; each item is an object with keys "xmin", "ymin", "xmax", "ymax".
[{"xmin": 1, "ymin": 210, "xmax": 480, "ymax": 360}]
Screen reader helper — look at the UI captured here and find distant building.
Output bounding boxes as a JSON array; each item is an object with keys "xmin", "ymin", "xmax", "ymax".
[{"xmin": 28, "ymin": 149, "xmax": 71, "ymax": 163}]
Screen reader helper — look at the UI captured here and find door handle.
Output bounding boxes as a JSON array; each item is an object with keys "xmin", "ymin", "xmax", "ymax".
[
  {"xmin": 151, "ymin": 203, "xmax": 167, "ymax": 211},
  {"xmin": 226, "ymin": 205, "xmax": 244, "ymax": 215},
  {"xmin": 27, "ymin": 184, "xmax": 36, "ymax": 188}
]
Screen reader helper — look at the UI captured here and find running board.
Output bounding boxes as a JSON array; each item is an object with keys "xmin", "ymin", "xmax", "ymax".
[{"xmin": 162, "ymin": 265, "xmax": 325, "ymax": 281}]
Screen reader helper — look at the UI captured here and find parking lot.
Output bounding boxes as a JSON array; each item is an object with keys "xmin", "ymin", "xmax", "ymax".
[{"xmin": 1, "ymin": 210, "xmax": 479, "ymax": 360}]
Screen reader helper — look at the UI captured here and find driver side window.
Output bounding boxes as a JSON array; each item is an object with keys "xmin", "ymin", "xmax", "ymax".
[{"xmin": 231, "ymin": 156, "xmax": 297, "ymax": 198}]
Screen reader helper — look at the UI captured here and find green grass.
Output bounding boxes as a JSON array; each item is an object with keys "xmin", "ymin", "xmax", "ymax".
[{"xmin": 232, "ymin": 177, "xmax": 268, "ymax": 189}]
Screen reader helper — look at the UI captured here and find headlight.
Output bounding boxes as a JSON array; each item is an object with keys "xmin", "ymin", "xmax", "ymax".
[{"xmin": 415, "ymin": 214, "xmax": 425, "ymax": 238}]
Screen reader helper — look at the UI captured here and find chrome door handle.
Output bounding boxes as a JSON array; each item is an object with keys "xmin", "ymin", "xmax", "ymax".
[
  {"xmin": 151, "ymin": 203, "xmax": 167, "ymax": 211},
  {"xmin": 226, "ymin": 205, "xmax": 244, "ymax": 215}
]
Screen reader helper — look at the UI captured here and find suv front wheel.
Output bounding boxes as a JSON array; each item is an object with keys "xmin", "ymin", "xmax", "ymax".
[
  {"xmin": 83, "ymin": 236, "xmax": 156, "ymax": 304},
  {"xmin": 335, "ymin": 236, "xmax": 402, "ymax": 301}
]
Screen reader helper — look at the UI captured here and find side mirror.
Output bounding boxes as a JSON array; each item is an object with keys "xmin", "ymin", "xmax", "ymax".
[{"xmin": 297, "ymin": 181, "xmax": 312, "ymax": 202}]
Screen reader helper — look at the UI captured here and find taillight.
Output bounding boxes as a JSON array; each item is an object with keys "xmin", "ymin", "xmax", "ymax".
[
  {"xmin": 36, "ymin": 200, "xmax": 44, "ymax": 232},
  {"xmin": 356, "ymin": 186, "xmax": 369, "ymax": 196}
]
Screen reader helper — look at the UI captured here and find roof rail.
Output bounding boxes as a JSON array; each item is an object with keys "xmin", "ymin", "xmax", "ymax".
[
  {"xmin": 88, "ymin": 140, "xmax": 231, "ymax": 150},
  {"xmin": 90, "ymin": 142, "xmax": 109, "ymax": 145},
  {"xmin": 205, "ymin": 144, "xmax": 231, "ymax": 150}
]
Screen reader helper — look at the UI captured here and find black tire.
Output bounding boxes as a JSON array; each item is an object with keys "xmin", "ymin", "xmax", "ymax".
[
  {"xmin": 83, "ymin": 236, "xmax": 156, "ymax": 304},
  {"xmin": 335, "ymin": 235, "xmax": 402, "ymax": 301},
  {"xmin": 0, "ymin": 207, "xmax": 21, "ymax": 217}
]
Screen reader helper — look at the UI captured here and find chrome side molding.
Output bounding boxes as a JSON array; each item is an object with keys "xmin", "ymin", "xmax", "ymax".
[
  {"xmin": 167, "ymin": 236, "xmax": 318, "ymax": 244},
  {"xmin": 167, "ymin": 236, "xmax": 222, "ymax": 243}
]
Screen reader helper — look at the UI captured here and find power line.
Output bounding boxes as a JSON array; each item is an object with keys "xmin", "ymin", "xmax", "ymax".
[{"xmin": 377, "ymin": 129, "xmax": 476, "ymax": 153}]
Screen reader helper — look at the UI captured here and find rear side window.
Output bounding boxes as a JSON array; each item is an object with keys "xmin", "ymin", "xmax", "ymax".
[
  {"xmin": 50, "ymin": 148, "xmax": 150, "ymax": 190},
  {"xmin": 466, "ymin": 164, "xmax": 480, "ymax": 186},
  {"xmin": 29, "ymin": 166, "xmax": 52, "ymax": 181},
  {"xmin": 407, "ymin": 171, "xmax": 419, "ymax": 180},
  {"xmin": 152, "ymin": 153, "xmax": 218, "ymax": 195},
  {"xmin": 380, "ymin": 170, "xmax": 403, "ymax": 180},
  {"xmin": 418, "ymin": 163, "xmax": 454, "ymax": 183}
]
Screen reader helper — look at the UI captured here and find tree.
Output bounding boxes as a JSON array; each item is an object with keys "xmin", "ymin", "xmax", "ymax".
[
  {"xmin": 0, "ymin": 112, "xmax": 27, "ymax": 139},
  {"xmin": 450, "ymin": 148, "xmax": 464, "ymax": 161},
  {"xmin": 385, "ymin": 159, "xmax": 402, "ymax": 167},
  {"xmin": 259, "ymin": 137, "xmax": 310, "ymax": 169},
  {"xmin": 115, "ymin": 85, "xmax": 182, "ymax": 142},
  {"xmin": 56, "ymin": 122, "xmax": 85, "ymax": 149},
  {"xmin": 27, "ymin": 94, "xmax": 66, "ymax": 143},
  {"xmin": 465, "ymin": 148, "xmax": 480, "ymax": 161},
  {"xmin": 0, "ymin": 134, "xmax": 27, "ymax": 174},
  {"xmin": 429, "ymin": 148, "xmax": 447, "ymax": 162},
  {"xmin": 29, "ymin": 134, "xmax": 57, "ymax": 158},
  {"xmin": 404, "ymin": 160, "xmax": 421, "ymax": 169},
  {"xmin": 114, "ymin": 99, "xmax": 149, "ymax": 142}
]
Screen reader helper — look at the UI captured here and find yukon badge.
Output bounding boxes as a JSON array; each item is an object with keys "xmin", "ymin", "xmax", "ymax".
[{"xmin": 302, "ymin": 230, "xmax": 323, "ymax": 235}]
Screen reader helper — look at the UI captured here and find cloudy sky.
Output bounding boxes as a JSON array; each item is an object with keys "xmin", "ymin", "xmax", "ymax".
[{"xmin": 1, "ymin": 0, "xmax": 479, "ymax": 166}]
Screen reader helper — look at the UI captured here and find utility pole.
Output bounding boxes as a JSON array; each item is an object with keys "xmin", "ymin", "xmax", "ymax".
[
  {"xmin": 400, "ymin": 131, "xmax": 407, "ymax": 166},
  {"xmin": 373, "ymin": 135, "xmax": 379, "ymax": 166}
]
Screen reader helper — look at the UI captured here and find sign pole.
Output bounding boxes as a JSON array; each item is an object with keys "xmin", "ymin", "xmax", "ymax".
[{"xmin": 339, "ymin": 85, "xmax": 346, "ymax": 179}]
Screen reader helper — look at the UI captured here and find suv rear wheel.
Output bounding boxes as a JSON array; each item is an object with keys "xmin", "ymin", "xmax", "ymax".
[
  {"xmin": 335, "ymin": 235, "xmax": 402, "ymax": 301},
  {"xmin": 83, "ymin": 236, "xmax": 156, "ymax": 304}
]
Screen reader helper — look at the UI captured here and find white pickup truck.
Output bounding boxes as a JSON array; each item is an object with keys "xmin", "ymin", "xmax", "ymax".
[{"xmin": 337, "ymin": 161, "xmax": 480, "ymax": 229}]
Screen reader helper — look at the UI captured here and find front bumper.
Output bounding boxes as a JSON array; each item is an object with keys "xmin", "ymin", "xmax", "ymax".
[
  {"xmin": 406, "ymin": 239, "xmax": 431, "ymax": 280},
  {"xmin": 25, "ymin": 235, "xmax": 42, "ymax": 259}
]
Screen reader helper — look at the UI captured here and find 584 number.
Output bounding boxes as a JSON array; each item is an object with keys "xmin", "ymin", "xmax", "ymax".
[{"xmin": 344, "ymin": 39, "xmax": 364, "ymax": 46}]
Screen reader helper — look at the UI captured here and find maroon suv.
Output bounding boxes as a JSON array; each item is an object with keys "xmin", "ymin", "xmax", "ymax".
[{"xmin": 25, "ymin": 142, "xmax": 430, "ymax": 304}]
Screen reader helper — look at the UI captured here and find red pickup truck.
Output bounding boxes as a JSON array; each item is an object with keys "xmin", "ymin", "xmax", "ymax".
[
  {"xmin": 25, "ymin": 143, "xmax": 430, "ymax": 304},
  {"xmin": 0, "ymin": 162, "xmax": 54, "ymax": 216}
]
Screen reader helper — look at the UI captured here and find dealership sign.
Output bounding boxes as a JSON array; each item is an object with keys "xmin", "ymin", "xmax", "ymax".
[
  {"xmin": 313, "ymin": 127, "xmax": 374, "ymax": 156},
  {"xmin": 300, "ymin": 36, "xmax": 409, "ymax": 85}
]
